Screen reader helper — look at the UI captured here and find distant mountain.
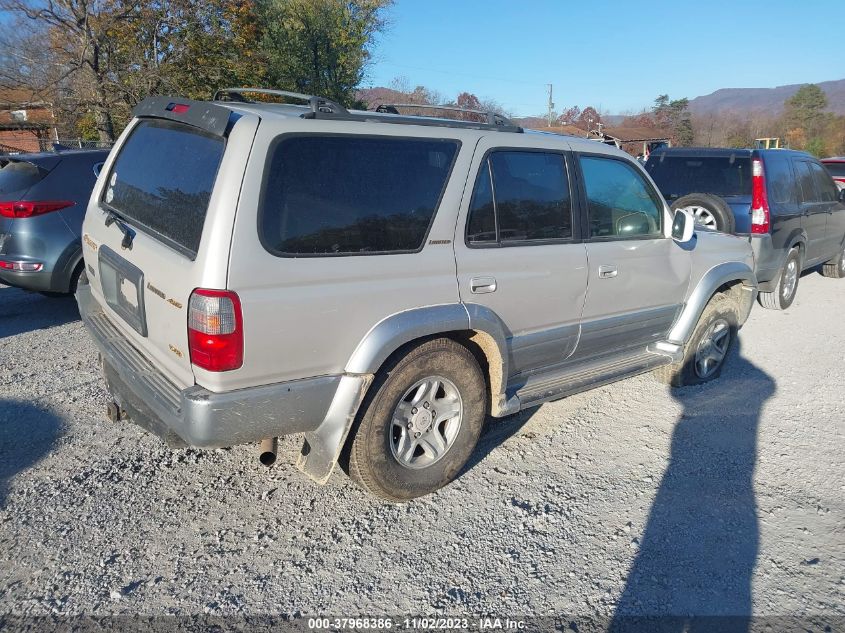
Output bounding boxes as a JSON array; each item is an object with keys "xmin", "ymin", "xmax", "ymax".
[{"xmin": 688, "ymin": 79, "xmax": 845, "ymax": 116}]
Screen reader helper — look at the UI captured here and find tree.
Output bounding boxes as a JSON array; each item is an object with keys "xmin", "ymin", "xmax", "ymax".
[
  {"xmin": 783, "ymin": 84, "xmax": 828, "ymax": 138},
  {"xmin": 259, "ymin": 0, "xmax": 392, "ymax": 106},
  {"xmin": 557, "ymin": 105, "xmax": 580, "ymax": 125},
  {"xmin": 575, "ymin": 106, "xmax": 601, "ymax": 131},
  {"xmin": 652, "ymin": 94, "xmax": 693, "ymax": 146}
]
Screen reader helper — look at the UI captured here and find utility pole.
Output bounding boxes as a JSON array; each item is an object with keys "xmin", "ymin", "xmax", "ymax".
[{"xmin": 547, "ymin": 84, "xmax": 554, "ymax": 127}]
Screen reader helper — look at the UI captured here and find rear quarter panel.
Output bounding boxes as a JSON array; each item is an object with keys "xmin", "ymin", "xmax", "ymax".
[{"xmin": 225, "ymin": 118, "xmax": 479, "ymax": 391}]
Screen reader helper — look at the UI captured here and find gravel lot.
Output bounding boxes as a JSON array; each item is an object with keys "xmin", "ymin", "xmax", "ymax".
[{"xmin": 0, "ymin": 272, "xmax": 843, "ymax": 627}]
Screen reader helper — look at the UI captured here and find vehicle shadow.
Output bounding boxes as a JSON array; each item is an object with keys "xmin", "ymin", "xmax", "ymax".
[
  {"xmin": 609, "ymin": 341, "xmax": 775, "ymax": 633},
  {"xmin": 0, "ymin": 286, "xmax": 79, "ymax": 339},
  {"xmin": 0, "ymin": 400, "xmax": 64, "ymax": 508},
  {"xmin": 462, "ymin": 406, "xmax": 539, "ymax": 475}
]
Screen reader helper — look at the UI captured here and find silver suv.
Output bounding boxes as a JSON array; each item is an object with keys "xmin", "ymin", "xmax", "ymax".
[{"xmin": 77, "ymin": 89, "xmax": 757, "ymax": 500}]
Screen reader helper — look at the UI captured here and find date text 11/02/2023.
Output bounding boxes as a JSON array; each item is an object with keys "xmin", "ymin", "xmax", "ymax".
[{"xmin": 306, "ymin": 617, "xmax": 527, "ymax": 630}]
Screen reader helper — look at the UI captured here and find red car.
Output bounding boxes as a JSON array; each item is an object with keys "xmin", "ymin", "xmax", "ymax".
[{"xmin": 822, "ymin": 157, "xmax": 845, "ymax": 191}]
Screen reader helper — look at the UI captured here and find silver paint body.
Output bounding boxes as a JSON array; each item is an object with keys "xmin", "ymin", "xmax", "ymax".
[{"xmin": 78, "ymin": 101, "xmax": 757, "ymax": 482}]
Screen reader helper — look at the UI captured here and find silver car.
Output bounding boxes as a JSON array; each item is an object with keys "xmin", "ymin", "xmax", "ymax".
[{"xmin": 76, "ymin": 89, "xmax": 757, "ymax": 501}]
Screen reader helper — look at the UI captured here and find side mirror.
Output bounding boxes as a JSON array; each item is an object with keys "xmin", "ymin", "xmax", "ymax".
[
  {"xmin": 838, "ymin": 187, "xmax": 845, "ymax": 203},
  {"xmin": 671, "ymin": 208, "xmax": 695, "ymax": 243}
]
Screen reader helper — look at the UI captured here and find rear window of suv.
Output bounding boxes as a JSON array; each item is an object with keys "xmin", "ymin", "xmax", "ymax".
[
  {"xmin": 0, "ymin": 160, "xmax": 46, "ymax": 196},
  {"xmin": 646, "ymin": 155, "xmax": 751, "ymax": 200},
  {"xmin": 103, "ymin": 119, "xmax": 224, "ymax": 258},
  {"xmin": 259, "ymin": 135, "xmax": 459, "ymax": 256}
]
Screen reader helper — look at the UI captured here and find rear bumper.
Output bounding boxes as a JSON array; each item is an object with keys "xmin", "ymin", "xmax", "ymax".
[
  {"xmin": 748, "ymin": 233, "xmax": 782, "ymax": 289},
  {"xmin": 0, "ymin": 268, "xmax": 56, "ymax": 292},
  {"xmin": 77, "ymin": 282, "xmax": 343, "ymax": 448}
]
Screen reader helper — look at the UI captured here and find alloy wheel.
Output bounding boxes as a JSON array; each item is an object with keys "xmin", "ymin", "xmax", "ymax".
[{"xmin": 389, "ymin": 376, "xmax": 463, "ymax": 470}]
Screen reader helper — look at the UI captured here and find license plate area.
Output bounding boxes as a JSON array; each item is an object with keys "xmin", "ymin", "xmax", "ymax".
[{"xmin": 98, "ymin": 245, "xmax": 147, "ymax": 337}]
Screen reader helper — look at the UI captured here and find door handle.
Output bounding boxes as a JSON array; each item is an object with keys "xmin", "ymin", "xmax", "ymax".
[
  {"xmin": 598, "ymin": 265, "xmax": 618, "ymax": 279},
  {"xmin": 470, "ymin": 276, "xmax": 497, "ymax": 294}
]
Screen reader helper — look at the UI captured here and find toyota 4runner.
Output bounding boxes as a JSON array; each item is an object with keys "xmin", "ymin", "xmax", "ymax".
[{"xmin": 76, "ymin": 89, "xmax": 757, "ymax": 501}]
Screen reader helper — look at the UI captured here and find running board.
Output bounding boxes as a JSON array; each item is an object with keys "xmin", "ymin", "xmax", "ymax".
[{"xmin": 513, "ymin": 349, "xmax": 674, "ymax": 410}]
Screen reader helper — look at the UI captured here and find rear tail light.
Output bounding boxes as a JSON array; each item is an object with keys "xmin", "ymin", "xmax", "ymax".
[
  {"xmin": 0, "ymin": 200, "xmax": 75, "ymax": 219},
  {"xmin": 188, "ymin": 289, "xmax": 243, "ymax": 372},
  {"xmin": 750, "ymin": 158, "xmax": 770, "ymax": 234},
  {"xmin": 0, "ymin": 259, "xmax": 43, "ymax": 271}
]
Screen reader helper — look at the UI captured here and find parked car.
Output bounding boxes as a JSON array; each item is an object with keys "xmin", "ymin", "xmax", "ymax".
[
  {"xmin": 821, "ymin": 157, "xmax": 845, "ymax": 191},
  {"xmin": 645, "ymin": 147, "xmax": 845, "ymax": 310},
  {"xmin": 76, "ymin": 90, "xmax": 757, "ymax": 501},
  {"xmin": 0, "ymin": 148, "xmax": 110, "ymax": 294}
]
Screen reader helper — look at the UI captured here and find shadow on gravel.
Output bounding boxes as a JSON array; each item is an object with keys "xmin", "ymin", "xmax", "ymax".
[
  {"xmin": 0, "ymin": 286, "xmax": 79, "ymax": 339},
  {"xmin": 610, "ymin": 341, "xmax": 775, "ymax": 633},
  {"xmin": 0, "ymin": 400, "xmax": 63, "ymax": 508},
  {"xmin": 462, "ymin": 407, "xmax": 539, "ymax": 475}
]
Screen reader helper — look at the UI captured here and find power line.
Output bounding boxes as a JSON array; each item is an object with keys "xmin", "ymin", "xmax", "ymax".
[{"xmin": 376, "ymin": 61, "xmax": 546, "ymax": 87}]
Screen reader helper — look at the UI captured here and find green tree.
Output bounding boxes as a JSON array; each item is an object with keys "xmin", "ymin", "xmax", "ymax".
[
  {"xmin": 783, "ymin": 84, "xmax": 828, "ymax": 138},
  {"xmin": 652, "ymin": 94, "xmax": 693, "ymax": 146},
  {"xmin": 259, "ymin": 0, "xmax": 392, "ymax": 106}
]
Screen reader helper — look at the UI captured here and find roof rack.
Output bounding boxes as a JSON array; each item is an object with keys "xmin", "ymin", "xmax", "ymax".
[
  {"xmin": 210, "ymin": 87, "xmax": 522, "ymax": 133},
  {"xmin": 375, "ymin": 103, "xmax": 521, "ymax": 132},
  {"xmin": 212, "ymin": 87, "xmax": 349, "ymax": 117}
]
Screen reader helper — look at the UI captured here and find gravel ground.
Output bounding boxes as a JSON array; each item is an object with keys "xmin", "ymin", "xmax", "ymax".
[{"xmin": 0, "ymin": 272, "xmax": 843, "ymax": 626}]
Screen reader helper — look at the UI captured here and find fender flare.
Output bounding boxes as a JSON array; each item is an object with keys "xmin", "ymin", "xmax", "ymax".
[
  {"xmin": 667, "ymin": 261, "xmax": 757, "ymax": 345},
  {"xmin": 297, "ymin": 304, "xmax": 514, "ymax": 484}
]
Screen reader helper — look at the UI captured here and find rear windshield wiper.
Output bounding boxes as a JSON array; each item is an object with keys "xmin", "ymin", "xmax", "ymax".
[{"xmin": 104, "ymin": 208, "xmax": 135, "ymax": 250}]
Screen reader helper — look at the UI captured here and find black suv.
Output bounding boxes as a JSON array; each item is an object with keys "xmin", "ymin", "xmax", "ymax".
[{"xmin": 645, "ymin": 148, "xmax": 845, "ymax": 309}]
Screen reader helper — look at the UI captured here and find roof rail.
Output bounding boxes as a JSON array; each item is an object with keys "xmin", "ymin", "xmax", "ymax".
[
  {"xmin": 375, "ymin": 103, "xmax": 521, "ymax": 132},
  {"xmin": 212, "ymin": 87, "xmax": 349, "ymax": 117}
]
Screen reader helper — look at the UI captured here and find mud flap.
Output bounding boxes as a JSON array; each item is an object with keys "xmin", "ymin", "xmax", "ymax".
[{"xmin": 296, "ymin": 374, "xmax": 373, "ymax": 484}]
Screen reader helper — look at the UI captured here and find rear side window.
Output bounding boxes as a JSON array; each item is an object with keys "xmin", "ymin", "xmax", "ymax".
[
  {"xmin": 823, "ymin": 162, "xmax": 845, "ymax": 178},
  {"xmin": 466, "ymin": 150, "xmax": 572, "ymax": 246},
  {"xmin": 795, "ymin": 161, "xmax": 818, "ymax": 203},
  {"xmin": 259, "ymin": 135, "xmax": 459, "ymax": 256},
  {"xmin": 810, "ymin": 163, "xmax": 838, "ymax": 202},
  {"xmin": 763, "ymin": 153, "xmax": 796, "ymax": 205},
  {"xmin": 103, "ymin": 119, "xmax": 225, "ymax": 258},
  {"xmin": 581, "ymin": 155, "xmax": 663, "ymax": 239},
  {"xmin": 0, "ymin": 160, "xmax": 46, "ymax": 196},
  {"xmin": 646, "ymin": 155, "xmax": 751, "ymax": 199}
]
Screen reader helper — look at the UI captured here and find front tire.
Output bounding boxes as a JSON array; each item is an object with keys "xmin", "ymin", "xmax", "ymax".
[
  {"xmin": 759, "ymin": 248, "xmax": 800, "ymax": 310},
  {"xmin": 655, "ymin": 293, "xmax": 739, "ymax": 387},
  {"xmin": 346, "ymin": 338, "xmax": 486, "ymax": 502}
]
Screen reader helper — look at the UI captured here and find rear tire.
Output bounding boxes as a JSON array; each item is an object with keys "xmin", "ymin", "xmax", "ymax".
[
  {"xmin": 346, "ymin": 338, "xmax": 486, "ymax": 502},
  {"xmin": 655, "ymin": 293, "xmax": 739, "ymax": 387},
  {"xmin": 758, "ymin": 248, "xmax": 800, "ymax": 310},
  {"xmin": 671, "ymin": 193, "xmax": 736, "ymax": 233},
  {"xmin": 820, "ymin": 244, "xmax": 845, "ymax": 279}
]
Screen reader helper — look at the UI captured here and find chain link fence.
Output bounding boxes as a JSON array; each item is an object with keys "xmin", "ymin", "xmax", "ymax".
[{"xmin": 51, "ymin": 138, "xmax": 114, "ymax": 150}]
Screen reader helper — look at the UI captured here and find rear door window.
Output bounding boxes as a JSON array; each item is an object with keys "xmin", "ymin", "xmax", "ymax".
[
  {"xmin": 810, "ymin": 163, "xmax": 838, "ymax": 202},
  {"xmin": 103, "ymin": 119, "xmax": 225, "ymax": 258},
  {"xmin": 0, "ymin": 160, "xmax": 46, "ymax": 197},
  {"xmin": 466, "ymin": 150, "xmax": 572, "ymax": 245},
  {"xmin": 795, "ymin": 161, "xmax": 818, "ymax": 204},
  {"xmin": 823, "ymin": 162, "xmax": 845, "ymax": 178},
  {"xmin": 259, "ymin": 135, "xmax": 459, "ymax": 256}
]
